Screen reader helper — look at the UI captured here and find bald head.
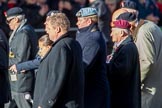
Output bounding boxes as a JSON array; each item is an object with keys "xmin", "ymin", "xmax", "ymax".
[
  {"xmin": 111, "ymin": 8, "xmax": 128, "ymax": 27},
  {"xmin": 112, "ymin": 8, "xmax": 128, "ymax": 22}
]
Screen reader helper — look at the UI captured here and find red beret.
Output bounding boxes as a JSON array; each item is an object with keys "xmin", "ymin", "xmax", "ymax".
[{"xmin": 112, "ymin": 20, "xmax": 131, "ymax": 29}]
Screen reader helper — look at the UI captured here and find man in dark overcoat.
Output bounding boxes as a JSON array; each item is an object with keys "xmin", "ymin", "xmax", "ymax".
[
  {"xmin": 107, "ymin": 19, "xmax": 141, "ymax": 108},
  {"xmin": 0, "ymin": 28, "xmax": 11, "ymax": 108},
  {"xmin": 76, "ymin": 7, "xmax": 110, "ymax": 108},
  {"xmin": 33, "ymin": 11, "xmax": 84, "ymax": 108}
]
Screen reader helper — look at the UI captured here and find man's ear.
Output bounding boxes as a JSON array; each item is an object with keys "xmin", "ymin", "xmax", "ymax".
[
  {"xmin": 87, "ymin": 18, "xmax": 92, "ymax": 25},
  {"xmin": 120, "ymin": 30, "xmax": 125, "ymax": 37},
  {"xmin": 121, "ymin": 30, "xmax": 128, "ymax": 37},
  {"xmin": 15, "ymin": 17, "xmax": 19, "ymax": 23},
  {"xmin": 55, "ymin": 26, "xmax": 61, "ymax": 33}
]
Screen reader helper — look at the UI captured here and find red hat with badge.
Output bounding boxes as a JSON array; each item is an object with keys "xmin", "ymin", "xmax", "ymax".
[{"xmin": 112, "ymin": 19, "xmax": 131, "ymax": 29}]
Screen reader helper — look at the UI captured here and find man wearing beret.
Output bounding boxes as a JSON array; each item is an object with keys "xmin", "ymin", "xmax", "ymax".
[
  {"xmin": 5, "ymin": 7, "xmax": 38, "ymax": 108},
  {"xmin": 107, "ymin": 19, "xmax": 141, "ymax": 108},
  {"xmin": 117, "ymin": 10, "xmax": 162, "ymax": 108},
  {"xmin": 76, "ymin": 7, "xmax": 110, "ymax": 108}
]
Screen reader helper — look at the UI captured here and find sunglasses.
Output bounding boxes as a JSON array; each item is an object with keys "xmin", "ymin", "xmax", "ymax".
[{"xmin": 6, "ymin": 17, "xmax": 15, "ymax": 24}]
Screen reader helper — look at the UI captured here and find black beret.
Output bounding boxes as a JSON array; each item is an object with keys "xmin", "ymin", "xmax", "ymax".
[
  {"xmin": 121, "ymin": 0, "xmax": 137, "ymax": 10},
  {"xmin": 116, "ymin": 12, "xmax": 137, "ymax": 22},
  {"xmin": 6, "ymin": 7, "xmax": 24, "ymax": 18}
]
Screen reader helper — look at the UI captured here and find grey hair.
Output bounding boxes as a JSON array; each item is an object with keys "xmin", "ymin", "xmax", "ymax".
[
  {"xmin": 114, "ymin": 28, "xmax": 130, "ymax": 35},
  {"xmin": 16, "ymin": 14, "xmax": 25, "ymax": 22},
  {"xmin": 122, "ymin": 29, "xmax": 130, "ymax": 35},
  {"xmin": 48, "ymin": 12, "xmax": 70, "ymax": 32}
]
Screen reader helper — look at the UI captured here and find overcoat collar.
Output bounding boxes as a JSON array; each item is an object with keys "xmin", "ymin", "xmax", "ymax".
[
  {"xmin": 115, "ymin": 36, "xmax": 133, "ymax": 52},
  {"xmin": 41, "ymin": 32, "xmax": 71, "ymax": 61},
  {"xmin": 77, "ymin": 23, "xmax": 98, "ymax": 33}
]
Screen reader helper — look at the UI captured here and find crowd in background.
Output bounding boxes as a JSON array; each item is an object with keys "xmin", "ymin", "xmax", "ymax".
[
  {"xmin": 0, "ymin": 0, "xmax": 161, "ymax": 54},
  {"xmin": 0, "ymin": 0, "xmax": 162, "ymax": 36},
  {"xmin": 1, "ymin": 0, "xmax": 162, "ymax": 108}
]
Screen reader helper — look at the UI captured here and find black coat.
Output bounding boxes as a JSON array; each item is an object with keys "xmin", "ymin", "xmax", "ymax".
[
  {"xmin": 76, "ymin": 24, "xmax": 110, "ymax": 108},
  {"xmin": 107, "ymin": 36, "xmax": 141, "ymax": 108},
  {"xmin": 0, "ymin": 29, "xmax": 11, "ymax": 103},
  {"xmin": 33, "ymin": 34, "xmax": 84, "ymax": 108},
  {"xmin": 9, "ymin": 21, "xmax": 38, "ymax": 93}
]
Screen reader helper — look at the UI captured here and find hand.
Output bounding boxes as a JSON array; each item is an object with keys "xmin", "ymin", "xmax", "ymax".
[
  {"xmin": 106, "ymin": 54, "xmax": 113, "ymax": 64},
  {"xmin": 9, "ymin": 64, "xmax": 17, "ymax": 72},
  {"xmin": 38, "ymin": 106, "xmax": 42, "ymax": 108}
]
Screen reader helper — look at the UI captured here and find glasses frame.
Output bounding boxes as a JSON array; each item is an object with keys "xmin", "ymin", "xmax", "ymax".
[{"xmin": 6, "ymin": 17, "xmax": 15, "ymax": 24}]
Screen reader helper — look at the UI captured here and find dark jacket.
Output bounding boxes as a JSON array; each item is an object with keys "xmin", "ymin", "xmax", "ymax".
[
  {"xmin": 9, "ymin": 19, "xmax": 38, "ymax": 93},
  {"xmin": 76, "ymin": 24, "xmax": 110, "ymax": 108},
  {"xmin": 0, "ymin": 29, "xmax": 11, "ymax": 104},
  {"xmin": 107, "ymin": 36, "xmax": 141, "ymax": 108},
  {"xmin": 0, "ymin": 10, "xmax": 10, "ymax": 39},
  {"xmin": 33, "ymin": 33, "xmax": 84, "ymax": 108},
  {"xmin": 16, "ymin": 55, "xmax": 41, "ymax": 73}
]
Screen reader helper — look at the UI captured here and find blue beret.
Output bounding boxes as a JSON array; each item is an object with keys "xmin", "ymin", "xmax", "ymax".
[
  {"xmin": 76, "ymin": 7, "xmax": 97, "ymax": 17},
  {"xmin": 116, "ymin": 12, "xmax": 137, "ymax": 22},
  {"xmin": 6, "ymin": 7, "xmax": 24, "ymax": 18}
]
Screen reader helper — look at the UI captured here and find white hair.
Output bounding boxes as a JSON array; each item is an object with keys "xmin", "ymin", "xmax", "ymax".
[
  {"xmin": 16, "ymin": 14, "xmax": 25, "ymax": 21},
  {"xmin": 122, "ymin": 29, "xmax": 129, "ymax": 35},
  {"xmin": 114, "ymin": 27, "xmax": 130, "ymax": 35}
]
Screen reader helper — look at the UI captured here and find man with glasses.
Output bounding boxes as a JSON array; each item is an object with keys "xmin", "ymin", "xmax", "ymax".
[{"xmin": 5, "ymin": 7, "xmax": 38, "ymax": 108}]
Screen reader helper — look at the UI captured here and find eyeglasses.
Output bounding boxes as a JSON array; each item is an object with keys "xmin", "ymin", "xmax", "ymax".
[{"xmin": 6, "ymin": 17, "xmax": 15, "ymax": 24}]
